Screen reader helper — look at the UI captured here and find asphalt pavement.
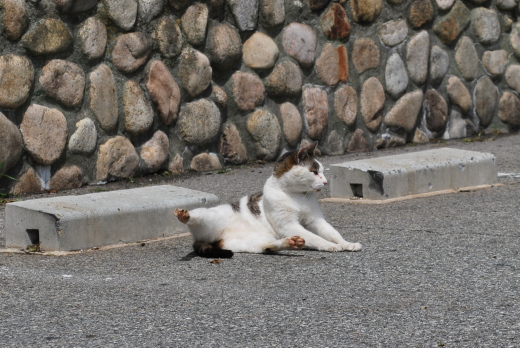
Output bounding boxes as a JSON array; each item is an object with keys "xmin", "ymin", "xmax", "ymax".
[{"xmin": 1, "ymin": 134, "xmax": 519, "ymax": 347}]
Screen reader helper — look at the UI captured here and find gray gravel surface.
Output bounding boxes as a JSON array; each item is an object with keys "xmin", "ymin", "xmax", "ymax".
[{"xmin": 1, "ymin": 134, "xmax": 519, "ymax": 347}]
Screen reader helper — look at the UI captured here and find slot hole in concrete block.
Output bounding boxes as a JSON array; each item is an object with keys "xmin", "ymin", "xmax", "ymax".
[
  {"xmin": 26, "ymin": 229, "xmax": 40, "ymax": 244},
  {"xmin": 350, "ymin": 184, "xmax": 363, "ymax": 198}
]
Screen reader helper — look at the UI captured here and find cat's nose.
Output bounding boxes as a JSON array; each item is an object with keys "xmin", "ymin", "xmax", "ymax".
[{"xmin": 320, "ymin": 175, "xmax": 328, "ymax": 185}]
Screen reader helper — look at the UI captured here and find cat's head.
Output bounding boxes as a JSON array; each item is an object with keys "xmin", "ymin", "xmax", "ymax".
[{"xmin": 273, "ymin": 143, "xmax": 327, "ymax": 193}]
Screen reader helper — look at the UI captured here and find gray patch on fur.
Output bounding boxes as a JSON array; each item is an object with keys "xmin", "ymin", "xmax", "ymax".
[
  {"xmin": 247, "ymin": 192, "xmax": 263, "ymax": 216},
  {"xmin": 230, "ymin": 201, "xmax": 241, "ymax": 212}
]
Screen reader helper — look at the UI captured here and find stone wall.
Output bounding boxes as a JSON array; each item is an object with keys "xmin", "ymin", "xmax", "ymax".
[{"xmin": 1, "ymin": 0, "xmax": 519, "ymax": 194}]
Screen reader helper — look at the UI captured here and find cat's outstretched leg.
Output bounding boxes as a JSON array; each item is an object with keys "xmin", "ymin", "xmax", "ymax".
[
  {"xmin": 340, "ymin": 241, "xmax": 362, "ymax": 251},
  {"xmin": 271, "ymin": 221, "xmax": 348, "ymax": 252},
  {"xmin": 307, "ymin": 218, "xmax": 362, "ymax": 252}
]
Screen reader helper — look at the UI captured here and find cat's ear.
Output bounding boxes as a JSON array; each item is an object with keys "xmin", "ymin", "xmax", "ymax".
[
  {"xmin": 296, "ymin": 146, "xmax": 308, "ymax": 163},
  {"xmin": 307, "ymin": 142, "xmax": 318, "ymax": 157},
  {"xmin": 295, "ymin": 142, "xmax": 317, "ymax": 163}
]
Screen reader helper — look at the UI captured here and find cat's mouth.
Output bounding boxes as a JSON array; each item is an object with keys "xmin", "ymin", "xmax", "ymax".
[{"xmin": 312, "ymin": 184, "xmax": 325, "ymax": 192}]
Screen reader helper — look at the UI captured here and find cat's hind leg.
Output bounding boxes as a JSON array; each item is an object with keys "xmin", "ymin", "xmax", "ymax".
[
  {"xmin": 174, "ymin": 207, "xmax": 230, "ymax": 228},
  {"xmin": 276, "ymin": 236, "xmax": 305, "ymax": 251},
  {"xmin": 175, "ymin": 208, "xmax": 235, "ymax": 258},
  {"xmin": 174, "ymin": 206, "xmax": 235, "ymax": 246},
  {"xmin": 222, "ymin": 234, "xmax": 305, "ymax": 254}
]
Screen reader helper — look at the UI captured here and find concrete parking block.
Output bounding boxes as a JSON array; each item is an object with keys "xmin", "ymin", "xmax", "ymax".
[
  {"xmin": 329, "ymin": 148, "xmax": 497, "ymax": 200},
  {"xmin": 5, "ymin": 185, "xmax": 218, "ymax": 251}
]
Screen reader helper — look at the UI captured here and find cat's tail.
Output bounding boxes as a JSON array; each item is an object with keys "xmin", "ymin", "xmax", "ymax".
[{"xmin": 193, "ymin": 240, "xmax": 234, "ymax": 259}]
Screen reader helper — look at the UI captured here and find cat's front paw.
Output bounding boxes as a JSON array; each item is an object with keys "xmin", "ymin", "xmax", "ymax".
[
  {"xmin": 174, "ymin": 209, "xmax": 190, "ymax": 224},
  {"xmin": 341, "ymin": 242, "xmax": 362, "ymax": 252}
]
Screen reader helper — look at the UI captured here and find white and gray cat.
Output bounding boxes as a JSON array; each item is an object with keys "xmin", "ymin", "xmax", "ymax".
[{"xmin": 174, "ymin": 143, "xmax": 362, "ymax": 258}]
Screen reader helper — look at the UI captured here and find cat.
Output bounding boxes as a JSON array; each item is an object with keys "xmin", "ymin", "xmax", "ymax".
[{"xmin": 174, "ymin": 143, "xmax": 362, "ymax": 258}]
